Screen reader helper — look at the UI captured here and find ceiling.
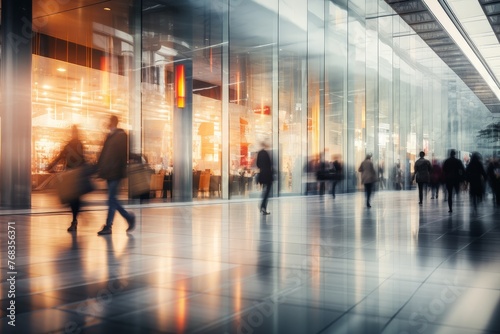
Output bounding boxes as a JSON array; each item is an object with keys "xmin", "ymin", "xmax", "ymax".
[{"xmin": 385, "ymin": 0, "xmax": 500, "ymax": 113}]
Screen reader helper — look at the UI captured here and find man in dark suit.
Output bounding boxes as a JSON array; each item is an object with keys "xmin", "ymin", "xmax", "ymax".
[
  {"xmin": 97, "ymin": 115, "xmax": 135, "ymax": 235},
  {"xmin": 442, "ymin": 149, "xmax": 465, "ymax": 213}
]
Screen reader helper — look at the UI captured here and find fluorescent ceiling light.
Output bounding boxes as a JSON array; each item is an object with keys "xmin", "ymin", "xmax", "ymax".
[{"xmin": 423, "ymin": 0, "xmax": 500, "ymax": 100}]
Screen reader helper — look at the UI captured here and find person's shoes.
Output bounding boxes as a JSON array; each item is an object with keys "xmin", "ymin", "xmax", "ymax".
[
  {"xmin": 97, "ymin": 225, "xmax": 112, "ymax": 235},
  {"xmin": 448, "ymin": 209, "xmax": 453, "ymax": 213},
  {"xmin": 261, "ymin": 208, "xmax": 271, "ymax": 215},
  {"xmin": 67, "ymin": 220, "xmax": 77, "ymax": 232},
  {"xmin": 419, "ymin": 201, "xmax": 422, "ymax": 205},
  {"xmin": 367, "ymin": 204, "xmax": 371, "ymax": 208},
  {"xmin": 431, "ymin": 196, "xmax": 434, "ymax": 199},
  {"xmin": 126, "ymin": 213, "xmax": 136, "ymax": 233}
]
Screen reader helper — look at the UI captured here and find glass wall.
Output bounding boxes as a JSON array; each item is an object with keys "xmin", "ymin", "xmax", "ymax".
[
  {"xmin": 325, "ymin": 1, "xmax": 348, "ymax": 193},
  {"xmin": 278, "ymin": 0, "xmax": 308, "ymax": 196},
  {"xmin": 19, "ymin": 0, "xmax": 496, "ymax": 206},
  {"xmin": 229, "ymin": 0, "xmax": 277, "ymax": 199},
  {"xmin": 30, "ymin": 1, "xmax": 137, "ymax": 192}
]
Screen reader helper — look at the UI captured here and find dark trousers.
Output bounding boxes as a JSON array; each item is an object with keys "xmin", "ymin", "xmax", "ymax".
[
  {"xmin": 69, "ymin": 198, "xmax": 81, "ymax": 221},
  {"xmin": 106, "ymin": 179, "xmax": 132, "ymax": 227},
  {"xmin": 446, "ymin": 182, "xmax": 460, "ymax": 211},
  {"xmin": 417, "ymin": 182, "xmax": 427, "ymax": 203},
  {"xmin": 260, "ymin": 182, "xmax": 272, "ymax": 211},
  {"xmin": 430, "ymin": 182, "xmax": 440, "ymax": 198},
  {"xmin": 331, "ymin": 181, "xmax": 338, "ymax": 198},
  {"xmin": 364, "ymin": 183, "xmax": 373, "ymax": 206}
]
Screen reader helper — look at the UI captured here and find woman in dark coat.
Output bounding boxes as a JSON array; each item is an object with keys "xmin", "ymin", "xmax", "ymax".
[
  {"xmin": 47, "ymin": 125, "xmax": 85, "ymax": 231},
  {"xmin": 466, "ymin": 152, "xmax": 487, "ymax": 213},
  {"xmin": 256, "ymin": 141, "xmax": 273, "ymax": 215}
]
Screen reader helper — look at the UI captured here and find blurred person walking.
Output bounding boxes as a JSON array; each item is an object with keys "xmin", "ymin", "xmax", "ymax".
[
  {"xmin": 96, "ymin": 115, "xmax": 136, "ymax": 235},
  {"xmin": 430, "ymin": 158, "xmax": 443, "ymax": 199},
  {"xmin": 486, "ymin": 156, "xmax": 500, "ymax": 206},
  {"xmin": 465, "ymin": 152, "xmax": 487, "ymax": 214},
  {"xmin": 257, "ymin": 140, "xmax": 274, "ymax": 215},
  {"xmin": 442, "ymin": 149, "xmax": 465, "ymax": 213},
  {"xmin": 358, "ymin": 153, "xmax": 377, "ymax": 208},
  {"xmin": 331, "ymin": 154, "xmax": 344, "ymax": 199},
  {"xmin": 47, "ymin": 125, "xmax": 86, "ymax": 232},
  {"xmin": 378, "ymin": 161, "xmax": 386, "ymax": 190},
  {"xmin": 393, "ymin": 162, "xmax": 403, "ymax": 190},
  {"xmin": 414, "ymin": 151, "xmax": 432, "ymax": 205}
]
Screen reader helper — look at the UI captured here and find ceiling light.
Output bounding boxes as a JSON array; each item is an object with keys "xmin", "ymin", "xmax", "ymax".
[
  {"xmin": 57, "ymin": 68, "xmax": 66, "ymax": 72},
  {"xmin": 423, "ymin": 0, "xmax": 500, "ymax": 100},
  {"xmin": 104, "ymin": 7, "xmax": 111, "ymax": 11}
]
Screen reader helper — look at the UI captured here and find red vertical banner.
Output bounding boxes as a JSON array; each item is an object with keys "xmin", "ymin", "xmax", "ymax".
[{"xmin": 175, "ymin": 64, "xmax": 185, "ymax": 108}]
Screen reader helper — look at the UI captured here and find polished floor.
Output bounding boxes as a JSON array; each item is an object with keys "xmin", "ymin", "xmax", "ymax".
[{"xmin": 1, "ymin": 189, "xmax": 500, "ymax": 334}]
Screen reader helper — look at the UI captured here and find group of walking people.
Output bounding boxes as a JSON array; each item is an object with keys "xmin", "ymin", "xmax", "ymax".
[
  {"xmin": 52, "ymin": 119, "xmax": 500, "ymax": 227},
  {"xmin": 48, "ymin": 115, "xmax": 136, "ymax": 235},
  {"xmin": 357, "ymin": 149, "xmax": 500, "ymax": 212},
  {"xmin": 412, "ymin": 149, "xmax": 500, "ymax": 213}
]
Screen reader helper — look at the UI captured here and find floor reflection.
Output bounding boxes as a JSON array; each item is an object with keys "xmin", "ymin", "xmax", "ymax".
[{"xmin": 1, "ymin": 191, "xmax": 499, "ymax": 333}]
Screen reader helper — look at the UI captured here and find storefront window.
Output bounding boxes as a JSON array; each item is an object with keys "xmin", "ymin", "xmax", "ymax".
[
  {"xmin": 229, "ymin": 0, "xmax": 277, "ymax": 199},
  {"xmin": 17, "ymin": 0, "xmax": 495, "ymax": 207},
  {"xmin": 325, "ymin": 1, "xmax": 348, "ymax": 193},
  {"xmin": 278, "ymin": 0, "xmax": 307, "ymax": 195},
  {"xmin": 31, "ymin": 2, "xmax": 135, "ymax": 191}
]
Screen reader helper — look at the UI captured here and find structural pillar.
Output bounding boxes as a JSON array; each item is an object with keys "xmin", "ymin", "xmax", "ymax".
[
  {"xmin": 1, "ymin": 0, "xmax": 32, "ymax": 208},
  {"xmin": 173, "ymin": 59, "xmax": 193, "ymax": 202}
]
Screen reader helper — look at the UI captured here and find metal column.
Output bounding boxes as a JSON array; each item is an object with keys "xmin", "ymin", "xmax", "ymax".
[{"xmin": 0, "ymin": 0, "xmax": 32, "ymax": 208}]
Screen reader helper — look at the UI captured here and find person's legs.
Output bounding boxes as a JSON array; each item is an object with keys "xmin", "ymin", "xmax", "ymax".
[
  {"xmin": 331, "ymin": 181, "xmax": 337, "ymax": 198},
  {"xmin": 365, "ymin": 183, "xmax": 373, "ymax": 207},
  {"xmin": 418, "ymin": 182, "xmax": 423, "ymax": 203},
  {"xmin": 114, "ymin": 191, "xmax": 132, "ymax": 222},
  {"xmin": 67, "ymin": 198, "xmax": 80, "ymax": 231},
  {"xmin": 105, "ymin": 179, "xmax": 120, "ymax": 227},
  {"xmin": 69, "ymin": 198, "xmax": 80, "ymax": 221},
  {"xmin": 495, "ymin": 184, "xmax": 500, "ymax": 206},
  {"xmin": 261, "ymin": 182, "xmax": 272, "ymax": 213},
  {"xmin": 319, "ymin": 181, "xmax": 325, "ymax": 195},
  {"xmin": 471, "ymin": 192, "xmax": 478, "ymax": 213},
  {"xmin": 446, "ymin": 183, "xmax": 453, "ymax": 212}
]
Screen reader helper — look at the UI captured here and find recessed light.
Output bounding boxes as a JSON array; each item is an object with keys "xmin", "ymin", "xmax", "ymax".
[
  {"xmin": 57, "ymin": 67, "xmax": 66, "ymax": 72},
  {"xmin": 104, "ymin": 7, "xmax": 111, "ymax": 11}
]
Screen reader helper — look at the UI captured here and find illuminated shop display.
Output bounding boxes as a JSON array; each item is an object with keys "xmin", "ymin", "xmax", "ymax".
[{"xmin": 13, "ymin": 0, "xmax": 492, "ymax": 205}]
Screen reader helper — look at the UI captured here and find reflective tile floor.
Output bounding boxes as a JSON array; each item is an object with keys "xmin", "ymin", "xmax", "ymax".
[{"xmin": 1, "ymin": 190, "xmax": 500, "ymax": 334}]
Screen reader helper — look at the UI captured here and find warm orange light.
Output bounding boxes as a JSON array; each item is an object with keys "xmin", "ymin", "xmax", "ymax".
[{"xmin": 175, "ymin": 64, "xmax": 185, "ymax": 108}]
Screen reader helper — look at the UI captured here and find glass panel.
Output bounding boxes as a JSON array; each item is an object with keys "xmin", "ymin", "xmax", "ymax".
[
  {"xmin": 378, "ymin": 15, "xmax": 393, "ymax": 190},
  {"xmin": 229, "ymin": 0, "xmax": 277, "ymax": 199},
  {"xmin": 306, "ymin": 0, "xmax": 325, "ymax": 195},
  {"xmin": 278, "ymin": 0, "xmax": 307, "ymax": 195},
  {"xmin": 141, "ymin": 4, "xmax": 175, "ymax": 199},
  {"xmin": 348, "ymin": 6, "xmax": 367, "ymax": 192},
  {"xmin": 32, "ymin": 1, "xmax": 135, "ymax": 194},
  {"xmin": 192, "ymin": 3, "xmax": 223, "ymax": 198},
  {"xmin": 325, "ymin": 1, "xmax": 348, "ymax": 195}
]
